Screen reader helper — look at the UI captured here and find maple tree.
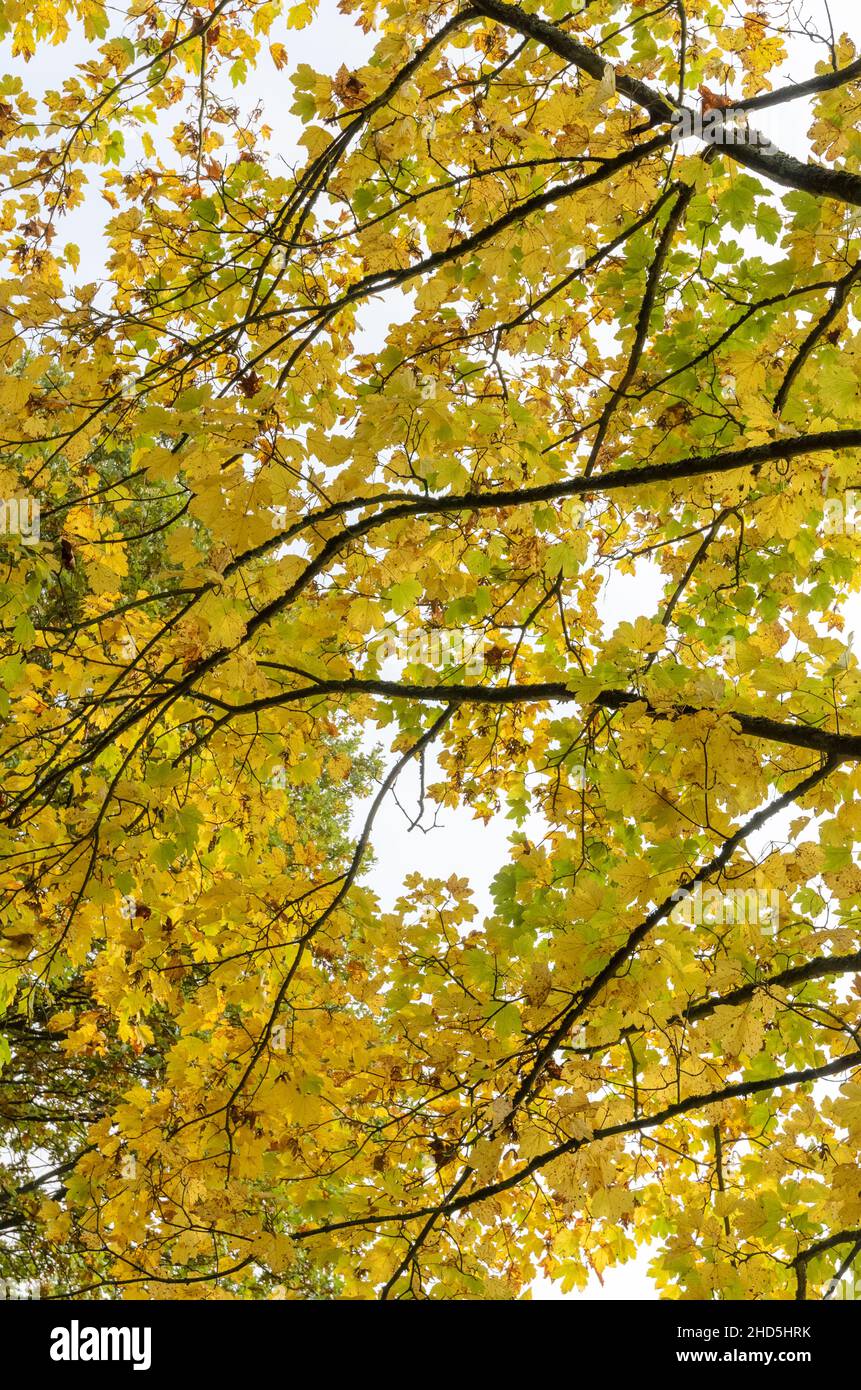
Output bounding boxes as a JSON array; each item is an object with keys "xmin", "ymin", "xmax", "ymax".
[{"xmin": 2, "ymin": 0, "xmax": 861, "ymax": 1302}]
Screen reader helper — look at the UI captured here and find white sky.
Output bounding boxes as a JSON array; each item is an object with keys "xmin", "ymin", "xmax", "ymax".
[{"xmin": 5, "ymin": 0, "xmax": 860, "ymax": 1300}]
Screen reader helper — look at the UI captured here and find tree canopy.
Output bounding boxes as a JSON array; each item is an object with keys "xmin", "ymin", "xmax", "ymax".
[{"xmin": 2, "ymin": 0, "xmax": 861, "ymax": 1301}]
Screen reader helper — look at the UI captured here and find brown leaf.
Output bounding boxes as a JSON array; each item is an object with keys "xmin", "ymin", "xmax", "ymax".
[
  {"xmin": 236, "ymin": 369, "xmax": 262, "ymax": 398},
  {"xmin": 333, "ymin": 65, "xmax": 368, "ymax": 110},
  {"xmin": 699, "ymin": 84, "xmax": 734, "ymax": 115}
]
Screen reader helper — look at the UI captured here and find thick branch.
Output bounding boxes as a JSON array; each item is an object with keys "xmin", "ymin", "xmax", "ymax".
[
  {"xmin": 294, "ymin": 1048, "xmax": 861, "ymax": 1242},
  {"xmin": 216, "ymin": 675, "xmax": 861, "ymax": 764},
  {"xmin": 469, "ymin": 0, "xmax": 861, "ymax": 207}
]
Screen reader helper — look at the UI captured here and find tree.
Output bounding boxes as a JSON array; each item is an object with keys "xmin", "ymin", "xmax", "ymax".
[
  {"xmin": 1, "ymin": 0, "xmax": 861, "ymax": 1301},
  {"xmin": 0, "ymin": 445, "xmax": 381, "ymax": 1296}
]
